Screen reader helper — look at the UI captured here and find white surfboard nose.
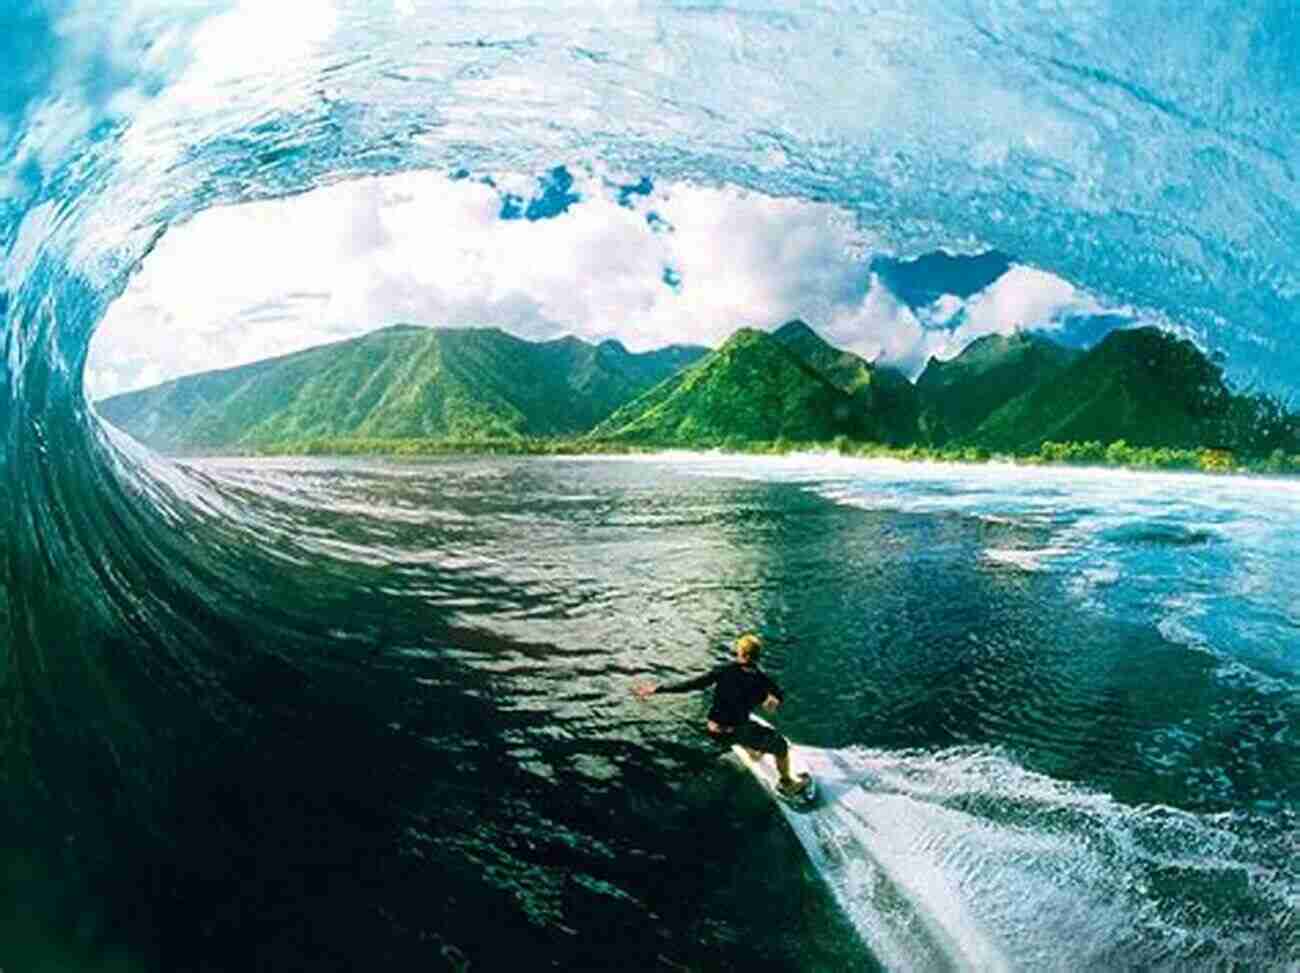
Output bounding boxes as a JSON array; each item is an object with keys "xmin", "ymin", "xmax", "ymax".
[{"xmin": 731, "ymin": 716, "xmax": 819, "ymax": 810}]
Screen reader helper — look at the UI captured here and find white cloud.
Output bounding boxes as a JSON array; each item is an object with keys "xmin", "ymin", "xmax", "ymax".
[
  {"xmin": 88, "ymin": 168, "xmax": 877, "ymax": 397},
  {"xmin": 780, "ymin": 262, "xmax": 1120, "ymax": 380},
  {"xmin": 959, "ymin": 265, "xmax": 1102, "ymax": 336},
  {"xmin": 926, "ymin": 293, "xmax": 964, "ymax": 327},
  {"xmin": 818, "ymin": 274, "xmax": 936, "ymax": 377},
  {"xmin": 902, "ymin": 264, "xmax": 1119, "ymax": 370},
  {"xmin": 87, "ymin": 163, "xmax": 1128, "ymax": 400}
]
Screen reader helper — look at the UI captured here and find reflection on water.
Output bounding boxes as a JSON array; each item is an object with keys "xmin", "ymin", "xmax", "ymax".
[{"xmin": 168, "ymin": 453, "xmax": 1297, "ymax": 970}]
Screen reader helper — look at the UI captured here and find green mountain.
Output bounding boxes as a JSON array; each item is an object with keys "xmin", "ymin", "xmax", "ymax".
[
  {"xmin": 588, "ymin": 328, "xmax": 876, "ymax": 444},
  {"xmin": 915, "ymin": 331, "xmax": 1082, "ymax": 444},
  {"xmin": 101, "ymin": 317, "xmax": 1281, "ymax": 462},
  {"xmin": 771, "ymin": 320, "xmax": 874, "ymax": 395},
  {"xmin": 97, "ymin": 325, "xmax": 708, "ymax": 452},
  {"xmin": 771, "ymin": 320, "xmax": 922, "ymax": 444},
  {"xmin": 967, "ymin": 326, "xmax": 1233, "ymax": 451}
]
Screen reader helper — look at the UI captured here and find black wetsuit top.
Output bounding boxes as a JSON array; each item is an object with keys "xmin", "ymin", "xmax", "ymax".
[{"xmin": 656, "ymin": 662, "xmax": 785, "ymax": 727}]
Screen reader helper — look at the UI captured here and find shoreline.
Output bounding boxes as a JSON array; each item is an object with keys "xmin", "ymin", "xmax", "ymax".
[{"xmin": 173, "ymin": 436, "xmax": 1300, "ymax": 479}]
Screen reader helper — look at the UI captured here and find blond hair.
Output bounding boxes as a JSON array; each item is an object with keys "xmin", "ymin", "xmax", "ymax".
[{"xmin": 735, "ymin": 633, "xmax": 763, "ymax": 662}]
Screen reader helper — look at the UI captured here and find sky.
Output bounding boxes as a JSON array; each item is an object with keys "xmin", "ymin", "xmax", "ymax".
[{"xmin": 87, "ymin": 163, "xmax": 1131, "ymax": 400}]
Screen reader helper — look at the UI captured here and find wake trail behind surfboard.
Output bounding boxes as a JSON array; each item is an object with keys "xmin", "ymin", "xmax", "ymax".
[
  {"xmin": 774, "ymin": 746, "xmax": 1008, "ymax": 972},
  {"xmin": 758, "ymin": 744, "xmax": 1290, "ymax": 973}
]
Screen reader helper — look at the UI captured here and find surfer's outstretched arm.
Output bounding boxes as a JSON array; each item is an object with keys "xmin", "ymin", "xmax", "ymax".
[{"xmin": 633, "ymin": 666, "xmax": 723, "ymax": 699}]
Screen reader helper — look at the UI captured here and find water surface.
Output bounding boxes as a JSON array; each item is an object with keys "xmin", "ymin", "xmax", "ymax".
[{"xmin": 157, "ymin": 452, "xmax": 1299, "ymax": 970}]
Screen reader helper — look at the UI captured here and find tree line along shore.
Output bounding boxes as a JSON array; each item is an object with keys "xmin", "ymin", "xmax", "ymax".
[
  {"xmin": 238, "ymin": 434, "xmax": 1300, "ymax": 477},
  {"xmin": 99, "ymin": 319, "xmax": 1300, "ymax": 475}
]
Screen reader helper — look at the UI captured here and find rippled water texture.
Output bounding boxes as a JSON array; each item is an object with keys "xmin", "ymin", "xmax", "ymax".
[{"xmin": 3, "ymin": 2, "xmax": 1299, "ymax": 970}]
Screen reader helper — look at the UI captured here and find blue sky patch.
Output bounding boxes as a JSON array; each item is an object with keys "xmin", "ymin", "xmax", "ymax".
[
  {"xmin": 498, "ymin": 193, "xmax": 524, "ymax": 219},
  {"xmin": 524, "ymin": 166, "xmax": 581, "ymax": 220},
  {"xmin": 1040, "ymin": 312, "xmax": 1135, "ymax": 349},
  {"xmin": 616, "ymin": 176, "xmax": 653, "ymax": 208},
  {"xmin": 646, "ymin": 211, "xmax": 672, "ymax": 233},
  {"xmin": 872, "ymin": 251, "xmax": 1013, "ymax": 309}
]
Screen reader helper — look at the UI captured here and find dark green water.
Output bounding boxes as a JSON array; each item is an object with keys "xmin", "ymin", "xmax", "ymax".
[{"xmin": 6, "ymin": 454, "xmax": 1297, "ymax": 970}]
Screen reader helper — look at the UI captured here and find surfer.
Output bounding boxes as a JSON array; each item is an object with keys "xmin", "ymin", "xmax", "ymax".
[{"xmin": 634, "ymin": 633, "xmax": 811, "ymax": 797}]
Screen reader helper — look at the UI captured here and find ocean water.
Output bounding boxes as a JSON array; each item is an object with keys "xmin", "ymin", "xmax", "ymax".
[
  {"xmin": 4, "ymin": 2, "xmax": 1300, "ymax": 970},
  {"xmin": 12, "ymin": 450, "xmax": 1298, "ymax": 969}
]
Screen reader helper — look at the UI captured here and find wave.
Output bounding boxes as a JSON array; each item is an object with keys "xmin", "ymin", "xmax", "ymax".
[{"xmin": 3, "ymin": 2, "xmax": 1300, "ymax": 967}]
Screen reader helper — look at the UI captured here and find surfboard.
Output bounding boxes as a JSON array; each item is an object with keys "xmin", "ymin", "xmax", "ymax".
[{"xmin": 730, "ymin": 715, "xmax": 818, "ymax": 810}]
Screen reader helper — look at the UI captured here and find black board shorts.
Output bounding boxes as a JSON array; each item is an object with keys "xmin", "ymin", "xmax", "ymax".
[{"xmin": 706, "ymin": 719, "xmax": 788, "ymax": 757}]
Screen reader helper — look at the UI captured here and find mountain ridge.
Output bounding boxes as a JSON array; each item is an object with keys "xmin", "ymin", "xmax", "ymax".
[
  {"xmin": 916, "ymin": 331, "xmax": 1083, "ymax": 444},
  {"xmin": 588, "ymin": 327, "xmax": 876, "ymax": 444},
  {"xmin": 97, "ymin": 325, "xmax": 711, "ymax": 452},
  {"xmin": 967, "ymin": 326, "xmax": 1235, "ymax": 451},
  {"xmin": 98, "ymin": 320, "xmax": 1294, "ymax": 461}
]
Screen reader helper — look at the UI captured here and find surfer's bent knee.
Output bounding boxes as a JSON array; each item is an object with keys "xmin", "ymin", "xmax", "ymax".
[{"xmin": 732, "ymin": 721, "xmax": 787, "ymax": 756}]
